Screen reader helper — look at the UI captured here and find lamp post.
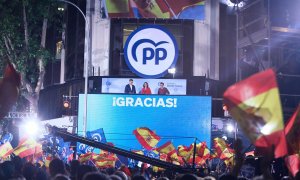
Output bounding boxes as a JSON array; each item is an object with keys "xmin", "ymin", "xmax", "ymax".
[{"xmin": 57, "ymin": 0, "xmax": 89, "ymax": 136}]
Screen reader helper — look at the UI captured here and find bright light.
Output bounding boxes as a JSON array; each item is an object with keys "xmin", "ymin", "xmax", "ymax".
[
  {"xmin": 226, "ymin": 124, "xmax": 234, "ymax": 132},
  {"xmin": 58, "ymin": 7, "xmax": 65, "ymax": 11},
  {"xmin": 260, "ymin": 124, "xmax": 273, "ymax": 135},
  {"xmin": 168, "ymin": 68, "xmax": 176, "ymax": 74},
  {"xmin": 20, "ymin": 118, "xmax": 41, "ymax": 139},
  {"xmin": 226, "ymin": 0, "xmax": 245, "ymax": 7},
  {"xmin": 25, "ymin": 121, "xmax": 39, "ymax": 136},
  {"xmin": 222, "ymin": 135, "xmax": 228, "ymax": 141}
]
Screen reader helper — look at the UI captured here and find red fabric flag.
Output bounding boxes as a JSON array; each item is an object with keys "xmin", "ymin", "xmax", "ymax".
[
  {"xmin": 188, "ymin": 155, "xmax": 206, "ymax": 166},
  {"xmin": 285, "ymin": 154, "xmax": 300, "ymax": 177},
  {"xmin": 156, "ymin": 141, "xmax": 178, "ymax": 162},
  {"xmin": 95, "ymin": 154, "xmax": 117, "ymax": 168},
  {"xmin": 213, "ymin": 138, "xmax": 232, "ymax": 157},
  {"xmin": 79, "ymin": 152, "xmax": 93, "ymax": 163},
  {"xmin": 285, "ymin": 105, "xmax": 300, "ymax": 154},
  {"xmin": 223, "ymin": 69, "xmax": 287, "ymax": 158},
  {"xmin": 196, "ymin": 142, "xmax": 210, "ymax": 160},
  {"xmin": 178, "ymin": 144, "xmax": 193, "ymax": 161},
  {"xmin": 156, "ymin": 141, "xmax": 176, "ymax": 156},
  {"xmin": 13, "ymin": 138, "xmax": 39, "ymax": 158},
  {"xmin": 0, "ymin": 62, "xmax": 21, "ymax": 120},
  {"xmin": 220, "ymin": 148, "xmax": 234, "ymax": 160},
  {"xmin": 133, "ymin": 127, "xmax": 161, "ymax": 150}
]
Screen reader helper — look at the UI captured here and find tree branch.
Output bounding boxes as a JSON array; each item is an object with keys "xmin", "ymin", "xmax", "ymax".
[
  {"xmin": 3, "ymin": 36, "xmax": 13, "ymax": 61},
  {"xmin": 6, "ymin": 36, "xmax": 17, "ymax": 60},
  {"xmin": 3, "ymin": 36, "xmax": 12, "ymax": 56},
  {"xmin": 22, "ymin": 0, "xmax": 29, "ymax": 49},
  {"xmin": 21, "ymin": 73, "xmax": 34, "ymax": 94},
  {"xmin": 35, "ymin": 17, "xmax": 48, "ymax": 95}
]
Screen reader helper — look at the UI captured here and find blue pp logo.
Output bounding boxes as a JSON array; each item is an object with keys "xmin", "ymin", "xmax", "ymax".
[{"xmin": 124, "ymin": 25, "xmax": 178, "ymax": 78}]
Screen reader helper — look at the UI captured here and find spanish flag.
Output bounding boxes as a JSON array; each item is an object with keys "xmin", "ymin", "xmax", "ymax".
[
  {"xmin": 0, "ymin": 142, "xmax": 13, "ymax": 158},
  {"xmin": 95, "ymin": 154, "xmax": 117, "ymax": 168},
  {"xmin": 79, "ymin": 152, "xmax": 93, "ymax": 163},
  {"xmin": 196, "ymin": 142, "xmax": 210, "ymax": 160},
  {"xmin": 133, "ymin": 127, "xmax": 161, "ymax": 150},
  {"xmin": 285, "ymin": 105, "xmax": 300, "ymax": 155},
  {"xmin": 178, "ymin": 144, "xmax": 193, "ymax": 161},
  {"xmin": 223, "ymin": 69, "xmax": 287, "ymax": 158},
  {"xmin": 220, "ymin": 148, "xmax": 234, "ymax": 160},
  {"xmin": 188, "ymin": 155, "xmax": 206, "ymax": 166},
  {"xmin": 213, "ymin": 138, "xmax": 232, "ymax": 157},
  {"xmin": 157, "ymin": 141, "xmax": 176, "ymax": 156},
  {"xmin": 156, "ymin": 141, "xmax": 179, "ymax": 162},
  {"xmin": 13, "ymin": 138, "xmax": 39, "ymax": 158}
]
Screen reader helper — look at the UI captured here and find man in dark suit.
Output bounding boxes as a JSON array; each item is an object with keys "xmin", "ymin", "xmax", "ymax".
[{"xmin": 124, "ymin": 79, "xmax": 136, "ymax": 94}]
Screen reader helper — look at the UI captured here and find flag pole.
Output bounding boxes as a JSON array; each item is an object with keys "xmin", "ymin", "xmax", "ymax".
[{"xmin": 192, "ymin": 138, "xmax": 197, "ymax": 169}]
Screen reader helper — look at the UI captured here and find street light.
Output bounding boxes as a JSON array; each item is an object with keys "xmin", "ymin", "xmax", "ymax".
[
  {"xmin": 168, "ymin": 68, "xmax": 176, "ymax": 78},
  {"xmin": 57, "ymin": 0, "xmax": 89, "ymax": 137}
]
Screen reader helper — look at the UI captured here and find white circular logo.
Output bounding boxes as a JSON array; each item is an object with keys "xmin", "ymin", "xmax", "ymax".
[
  {"xmin": 124, "ymin": 25, "xmax": 178, "ymax": 78},
  {"xmin": 92, "ymin": 133, "xmax": 102, "ymax": 142}
]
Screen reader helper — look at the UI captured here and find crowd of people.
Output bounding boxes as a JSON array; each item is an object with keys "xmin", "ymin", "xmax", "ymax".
[{"xmin": 0, "ymin": 151, "xmax": 299, "ymax": 180}]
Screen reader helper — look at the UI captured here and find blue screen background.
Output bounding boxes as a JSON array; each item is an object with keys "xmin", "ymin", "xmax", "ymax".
[{"xmin": 78, "ymin": 94, "xmax": 211, "ymax": 150}]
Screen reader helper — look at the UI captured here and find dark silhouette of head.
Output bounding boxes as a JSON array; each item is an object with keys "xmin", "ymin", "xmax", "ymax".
[
  {"xmin": 179, "ymin": 173, "xmax": 199, "ymax": 180},
  {"xmin": 77, "ymin": 164, "xmax": 97, "ymax": 180},
  {"xmin": 0, "ymin": 161, "xmax": 16, "ymax": 179},
  {"xmin": 49, "ymin": 158, "xmax": 67, "ymax": 178},
  {"xmin": 83, "ymin": 172, "xmax": 110, "ymax": 180},
  {"xmin": 132, "ymin": 175, "xmax": 146, "ymax": 180},
  {"xmin": 22, "ymin": 162, "xmax": 37, "ymax": 180}
]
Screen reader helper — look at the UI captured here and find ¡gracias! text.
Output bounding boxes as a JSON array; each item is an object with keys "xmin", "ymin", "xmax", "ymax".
[{"xmin": 112, "ymin": 97, "xmax": 177, "ymax": 108}]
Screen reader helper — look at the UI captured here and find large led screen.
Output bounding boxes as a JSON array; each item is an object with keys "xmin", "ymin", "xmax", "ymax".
[{"xmin": 78, "ymin": 94, "xmax": 211, "ymax": 150}]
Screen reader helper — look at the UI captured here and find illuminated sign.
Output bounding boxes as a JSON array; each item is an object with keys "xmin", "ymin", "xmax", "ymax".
[
  {"xmin": 124, "ymin": 25, "xmax": 178, "ymax": 78},
  {"xmin": 78, "ymin": 94, "xmax": 212, "ymax": 150}
]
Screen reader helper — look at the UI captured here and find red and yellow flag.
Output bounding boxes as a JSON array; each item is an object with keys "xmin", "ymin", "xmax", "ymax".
[
  {"xmin": 196, "ymin": 142, "xmax": 210, "ymax": 160},
  {"xmin": 223, "ymin": 69, "xmax": 287, "ymax": 158},
  {"xmin": 157, "ymin": 141, "xmax": 176, "ymax": 156},
  {"xmin": 157, "ymin": 141, "xmax": 179, "ymax": 162},
  {"xmin": 188, "ymin": 155, "xmax": 206, "ymax": 166},
  {"xmin": 45, "ymin": 155, "xmax": 53, "ymax": 168},
  {"xmin": 285, "ymin": 105, "xmax": 300, "ymax": 155},
  {"xmin": 178, "ymin": 144, "xmax": 193, "ymax": 161},
  {"xmin": 79, "ymin": 152, "xmax": 93, "ymax": 163},
  {"xmin": 0, "ymin": 142, "xmax": 13, "ymax": 158},
  {"xmin": 213, "ymin": 138, "xmax": 231, "ymax": 156},
  {"xmin": 220, "ymin": 148, "xmax": 234, "ymax": 160},
  {"xmin": 13, "ymin": 138, "xmax": 40, "ymax": 158},
  {"xmin": 133, "ymin": 127, "xmax": 161, "ymax": 150},
  {"xmin": 95, "ymin": 154, "xmax": 117, "ymax": 168}
]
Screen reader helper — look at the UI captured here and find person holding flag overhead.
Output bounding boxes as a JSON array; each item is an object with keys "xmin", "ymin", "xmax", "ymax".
[{"xmin": 223, "ymin": 69, "xmax": 287, "ymax": 158}]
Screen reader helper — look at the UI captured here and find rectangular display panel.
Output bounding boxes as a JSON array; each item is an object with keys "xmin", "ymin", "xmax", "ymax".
[
  {"xmin": 78, "ymin": 94, "xmax": 211, "ymax": 150},
  {"xmin": 101, "ymin": 78, "xmax": 187, "ymax": 95}
]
